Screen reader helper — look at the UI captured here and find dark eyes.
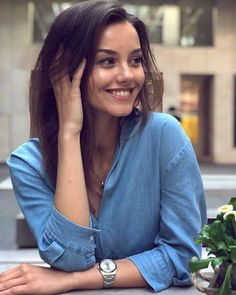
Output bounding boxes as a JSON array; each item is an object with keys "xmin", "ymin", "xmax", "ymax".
[
  {"xmin": 131, "ymin": 56, "xmax": 143, "ymax": 66},
  {"xmin": 98, "ymin": 55, "xmax": 143, "ymax": 67},
  {"xmin": 99, "ymin": 57, "xmax": 115, "ymax": 66}
]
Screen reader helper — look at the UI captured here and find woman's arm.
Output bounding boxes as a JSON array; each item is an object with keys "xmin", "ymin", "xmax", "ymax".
[
  {"xmin": 0, "ymin": 259, "xmax": 148, "ymax": 294},
  {"xmin": 74, "ymin": 258, "xmax": 147, "ymax": 289},
  {"xmin": 55, "ymin": 132, "xmax": 90, "ymax": 226},
  {"xmin": 7, "ymin": 60, "xmax": 99, "ymax": 271},
  {"xmin": 53, "ymin": 59, "xmax": 90, "ymax": 227},
  {"xmin": 7, "ymin": 146, "xmax": 99, "ymax": 272},
  {"xmin": 126, "ymin": 116, "xmax": 207, "ymax": 292}
]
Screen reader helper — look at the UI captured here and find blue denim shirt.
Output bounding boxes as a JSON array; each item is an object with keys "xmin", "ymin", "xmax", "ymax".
[{"xmin": 7, "ymin": 112, "xmax": 206, "ymax": 292}]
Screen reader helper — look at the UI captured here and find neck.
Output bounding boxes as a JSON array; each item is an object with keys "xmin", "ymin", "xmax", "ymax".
[
  {"xmin": 93, "ymin": 115, "xmax": 120, "ymax": 154},
  {"xmin": 90, "ymin": 114, "xmax": 120, "ymax": 184}
]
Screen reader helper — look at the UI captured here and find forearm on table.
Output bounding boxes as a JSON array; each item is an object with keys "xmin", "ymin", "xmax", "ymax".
[
  {"xmin": 70, "ymin": 258, "xmax": 148, "ymax": 290},
  {"xmin": 55, "ymin": 131, "xmax": 90, "ymax": 227}
]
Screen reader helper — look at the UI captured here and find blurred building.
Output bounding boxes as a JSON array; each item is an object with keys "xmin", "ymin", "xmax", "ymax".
[{"xmin": 0, "ymin": 0, "xmax": 236, "ymax": 163}]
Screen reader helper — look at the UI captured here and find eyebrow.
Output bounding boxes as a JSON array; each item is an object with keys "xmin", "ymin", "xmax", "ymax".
[{"xmin": 96, "ymin": 48, "xmax": 142, "ymax": 55}]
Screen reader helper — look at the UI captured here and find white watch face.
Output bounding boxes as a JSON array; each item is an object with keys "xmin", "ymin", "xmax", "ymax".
[{"xmin": 100, "ymin": 259, "xmax": 117, "ymax": 273}]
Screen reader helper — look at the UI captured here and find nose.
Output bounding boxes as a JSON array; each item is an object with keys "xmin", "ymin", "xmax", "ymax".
[{"xmin": 116, "ymin": 63, "xmax": 134, "ymax": 83}]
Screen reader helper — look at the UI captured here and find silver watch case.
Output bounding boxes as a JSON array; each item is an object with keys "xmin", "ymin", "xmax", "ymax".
[{"xmin": 98, "ymin": 259, "xmax": 117, "ymax": 288}]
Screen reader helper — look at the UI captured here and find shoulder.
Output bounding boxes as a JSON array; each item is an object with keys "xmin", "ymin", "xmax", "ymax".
[
  {"xmin": 148, "ymin": 111, "xmax": 181, "ymax": 129},
  {"xmin": 7, "ymin": 138, "xmax": 53, "ymax": 189},
  {"xmin": 6, "ymin": 138, "xmax": 45, "ymax": 178},
  {"xmin": 7, "ymin": 138, "xmax": 42, "ymax": 166},
  {"xmin": 146, "ymin": 112, "xmax": 196, "ymax": 172},
  {"xmin": 145, "ymin": 112, "xmax": 188, "ymax": 144}
]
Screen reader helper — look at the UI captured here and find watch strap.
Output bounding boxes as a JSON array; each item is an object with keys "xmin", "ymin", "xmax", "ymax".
[{"xmin": 103, "ymin": 272, "xmax": 116, "ymax": 288}]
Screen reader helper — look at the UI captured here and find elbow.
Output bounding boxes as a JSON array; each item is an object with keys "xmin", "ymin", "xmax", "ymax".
[{"xmin": 38, "ymin": 240, "xmax": 96, "ymax": 272}]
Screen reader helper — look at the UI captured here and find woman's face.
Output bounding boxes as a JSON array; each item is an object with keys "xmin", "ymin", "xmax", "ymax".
[{"xmin": 87, "ymin": 21, "xmax": 145, "ymax": 119}]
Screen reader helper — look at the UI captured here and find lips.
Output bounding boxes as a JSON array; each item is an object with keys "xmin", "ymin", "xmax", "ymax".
[{"xmin": 106, "ymin": 88, "xmax": 133, "ymax": 99}]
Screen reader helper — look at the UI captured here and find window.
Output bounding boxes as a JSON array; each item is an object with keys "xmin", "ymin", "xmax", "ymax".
[
  {"xmin": 123, "ymin": 4, "xmax": 167, "ymax": 44},
  {"xmin": 30, "ymin": 0, "xmax": 215, "ymax": 47},
  {"xmin": 180, "ymin": 1, "xmax": 214, "ymax": 47},
  {"xmin": 123, "ymin": 0, "xmax": 215, "ymax": 47}
]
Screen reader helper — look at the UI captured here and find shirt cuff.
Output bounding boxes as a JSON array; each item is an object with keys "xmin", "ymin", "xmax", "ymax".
[
  {"xmin": 44, "ymin": 206, "xmax": 100, "ymax": 246},
  {"xmin": 128, "ymin": 248, "xmax": 174, "ymax": 292}
]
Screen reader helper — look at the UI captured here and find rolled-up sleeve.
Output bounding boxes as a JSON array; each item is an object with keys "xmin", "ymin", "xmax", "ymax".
[
  {"xmin": 129, "ymin": 247, "xmax": 175, "ymax": 291},
  {"xmin": 40, "ymin": 206, "xmax": 99, "ymax": 271},
  {"xmin": 129, "ymin": 117, "xmax": 207, "ymax": 292},
  {"xmin": 7, "ymin": 150, "xmax": 100, "ymax": 271}
]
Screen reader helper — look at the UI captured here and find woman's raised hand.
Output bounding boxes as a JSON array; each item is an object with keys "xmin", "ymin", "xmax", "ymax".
[
  {"xmin": 52, "ymin": 59, "xmax": 86, "ymax": 137},
  {"xmin": 0, "ymin": 264, "xmax": 75, "ymax": 295}
]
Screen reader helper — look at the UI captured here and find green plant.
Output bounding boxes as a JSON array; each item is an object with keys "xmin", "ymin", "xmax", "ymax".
[{"xmin": 189, "ymin": 197, "xmax": 236, "ymax": 295}]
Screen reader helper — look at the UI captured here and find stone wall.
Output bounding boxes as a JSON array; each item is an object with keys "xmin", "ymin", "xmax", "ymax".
[
  {"xmin": 0, "ymin": 0, "xmax": 235, "ymax": 163},
  {"xmin": 0, "ymin": 0, "xmax": 40, "ymax": 161},
  {"xmin": 154, "ymin": 0, "xmax": 236, "ymax": 163}
]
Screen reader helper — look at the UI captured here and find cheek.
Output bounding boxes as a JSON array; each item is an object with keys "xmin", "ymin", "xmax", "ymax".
[
  {"xmin": 90, "ymin": 68, "xmax": 111, "ymax": 84},
  {"xmin": 88, "ymin": 69, "xmax": 110, "ymax": 94},
  {"xmin": 87, "ymin": 70, "xmax": 110, "ymax": 106}
]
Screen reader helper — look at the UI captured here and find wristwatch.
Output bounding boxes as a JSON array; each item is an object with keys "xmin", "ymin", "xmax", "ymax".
[{"xmin": 98, "ymin": 259, "xmax": 117, "ymax": 288}]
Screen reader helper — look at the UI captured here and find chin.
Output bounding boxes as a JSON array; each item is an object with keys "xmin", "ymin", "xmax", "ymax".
[{"xmin": 110, "ymin": 107, "xmax": 134, "ymax": 118}]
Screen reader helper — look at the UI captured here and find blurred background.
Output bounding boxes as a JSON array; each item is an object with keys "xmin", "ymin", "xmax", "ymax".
[
  {"xmin": 0, "ymin": 0, "xmax": 236, "ymax": 251},
  {"xmin": 1, "ymin": 0, "xmax": 236, "ymax": 164}
]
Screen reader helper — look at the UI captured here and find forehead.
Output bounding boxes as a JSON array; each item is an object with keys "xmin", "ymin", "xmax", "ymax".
[{"xmin": 97, "ymin": 21, "xmax": 141, "ymax": 50}]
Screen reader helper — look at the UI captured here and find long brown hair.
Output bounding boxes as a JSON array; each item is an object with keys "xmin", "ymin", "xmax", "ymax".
[{"xmin": 29, "ymin": 0, "xmax": 163, "ymax": 192}]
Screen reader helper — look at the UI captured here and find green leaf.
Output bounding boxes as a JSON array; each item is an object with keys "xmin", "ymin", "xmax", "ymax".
[
  {"xmin": 224, "ymin": 232, "xmax": 236, "ymax": 247},
  {"xmin": 195, "ymin": 237, "xmax": 207, "ymax": 244},
  {"xmin": 199, "ymin": 224, "xmax": 211, "ymax": 238},
  {"xmin": 229, "ymin": 245, "xmax": 236, "ymax": 263},
  {"xmin": 231, "ymin": 219, "xmax": 236, "ymax": 239},
  {"xmin": 218, "ymin": 264, "xmax": 232, "ymax": 295},
  {"xmin": 211, "ymin": 256, "xmax": 228, "ymax": 269},
  {"xmin": 188, "ymin": 257, "xmax": 211, "ymax": 273},
  {"xmin": 217, "ymin": 242, "xmax": 229, "ymax": 251},
  {"xmin": 210, "ymin": 222, "xmax": 225, "ymax": 242},
  {"xmin": 207, "ymin": 249, "xmax": 216, "ymax": 256},
  {"xmin": 225, "ymin": 219, "xmax": 235, "ymax": 238},
  {"xmin": 229, "ymin": 197, "xmax": 236, "ymax": 210},
  {"xmin": 216, "ymin": 213, "xmax": 224, "ymax": 222}
]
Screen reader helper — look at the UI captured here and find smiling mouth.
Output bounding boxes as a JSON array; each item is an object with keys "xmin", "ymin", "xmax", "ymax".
[{"xmin": 106, "ymin": 89, "xmax": 133, "ymax": 98}]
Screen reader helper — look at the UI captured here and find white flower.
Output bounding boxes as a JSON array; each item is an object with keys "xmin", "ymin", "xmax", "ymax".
[
  {"xmin": 223, "ymin": 210, "xmax": 236, "ymax": 221},
  {"xmin": 218, "ymin": 204, "xmax": 233, "ymax": 213}
]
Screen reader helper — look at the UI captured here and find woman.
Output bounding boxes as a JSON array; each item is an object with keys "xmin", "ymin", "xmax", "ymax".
[{"xmin": 1, "ymin": 0, "xmax": 206, "ymax": 294}]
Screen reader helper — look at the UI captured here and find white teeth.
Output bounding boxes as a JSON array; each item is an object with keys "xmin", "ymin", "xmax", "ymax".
[{"xmin": 111, "ymin": 90, "xmax": 130, "ymax": 97}]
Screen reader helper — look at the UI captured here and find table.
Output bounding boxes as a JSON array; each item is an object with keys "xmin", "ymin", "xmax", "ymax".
[
  {"xmin": 60, "ymin": 287, "xmax": 201, "ymax": 294},
  {"xmin": 0, "ymin": 250, "xmax": 202, "ymax": 294},
  {"xmin": 0, "ymin": 265, "xmax": 201, "ymax": 295}
]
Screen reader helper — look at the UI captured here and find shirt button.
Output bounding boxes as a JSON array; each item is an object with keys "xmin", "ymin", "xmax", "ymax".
[{"xmin": 89, "ymin": 235, "xmax": 94, "ymax": 241}]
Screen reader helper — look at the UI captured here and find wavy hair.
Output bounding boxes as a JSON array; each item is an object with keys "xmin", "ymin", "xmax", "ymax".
[{"xmin": 29, "ymin": 0, "xmax": 163, "ymax": 195}]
